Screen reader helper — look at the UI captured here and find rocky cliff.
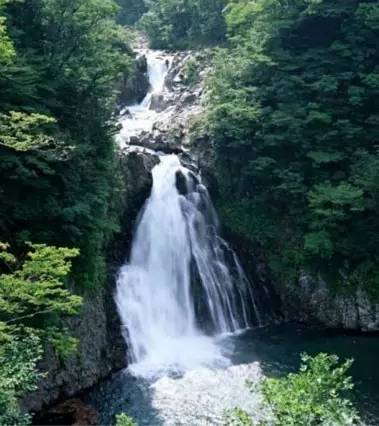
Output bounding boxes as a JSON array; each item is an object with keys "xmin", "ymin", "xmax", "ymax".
[
  {"xmin": 24, "ymin": 285, "xmax": 126, "ymax": 413},
  {"xmin": 24, "ymin": 153, "xmax": 159, "ymax": 415},
  {"xmin": 280, "ymin": 274, "xmax": 379, "ymax": 332}
]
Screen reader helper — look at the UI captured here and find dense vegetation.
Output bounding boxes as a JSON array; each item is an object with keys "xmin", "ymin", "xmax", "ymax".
[
  {"xmin": 0, "ymin": 243, "xmax": 82, "ymax": 425},
  {"xmin": 0, "ymin": 0, "xmax": 133, "ymax": 422},
  {"xmin": 1, "ymin": 0, "xmax": 376, "ymax": 422},
  {"xmin": 226, "ymin": 353, "xmax": 360, "ymax": 425},
  {"xmin": 116, "ymin": 0, "xmax": 148, "ymax": 25},
  {"xmin": 139, "ymin": 0, "xmax": 227, "ymax": 48},
  {"xmin": 0, "ymin": 0, "xmax": 132, "ymax": 289},
  {"xmin": 206, "ymin": 0, "xmax": 379, "ymax": 292}
]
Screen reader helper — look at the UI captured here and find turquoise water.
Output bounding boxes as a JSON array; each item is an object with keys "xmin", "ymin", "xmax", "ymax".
[{"xmin": 88, "ymin": 325, "xmax": 379, "ymax": 425}]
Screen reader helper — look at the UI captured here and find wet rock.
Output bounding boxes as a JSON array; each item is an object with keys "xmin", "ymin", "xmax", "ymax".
[
  {"xmin": 109, "ymin": 150, "xmax": 160, "ymax": 264},
  {"xmin": 23, "ymin": 285, "xmax": 127, "ymax": 413},
  {"xmin": 175, "ymin": 170, "xmax": 188, "ymax": 195},
  {"xmin": 32, "ymin": 398, "xmax": 98, "ymax": 426},
  {"xmin": 128, "ymin": 138, "xmax": 184, "ymax": 154},
  {"xmin": 280, "ymin": 273, "xmax": 379, "ymax": 331},
  {"xmin": 182, "ymin": 92, "xmax": 197, "ymax": 105},
  {"xmin": 119, "ymin": 53, "xmax": 150, "ymax": 107},
  {"xmin": 150, "ymin": 93, "xmax": 172, "ymax": 112}
]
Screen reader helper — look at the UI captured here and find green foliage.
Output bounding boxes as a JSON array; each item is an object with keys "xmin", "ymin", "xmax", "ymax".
[
  {"xmin": 0, "ymin": 111, "xmax": 57, "ymax": 152},
  {"xmin": 116, "ymin": 412, "xmax": 138, "ymax": 426},
  {"xmin": 115, "ymin": 0, "xmax": 148, "ymax": 25},
  {"xmin": 260, "ymin": 353, "xmax": 359, "ymax": 425},
  {"xmin": 0, "ymin": 243, "xmax": 82, "ymax": 425},
  {"xmin": 50, "ymin": 330, "xmax": 79, "ymax": 360},
  {"xmin": 0, "ymin": 6, "xmax": 14, "ymax": 65},
  {"xmin": 0, "ymin": 334, "xmax": 42, "ymax": 426},
  {"xmin": 224, "ymin": 407, "xmax": 252, "ymax": 425},
  {"xmin": 207, "ymin": 0, "xmax": 379, "ymax": 291},
  {"xmin": 139, "ymin": 0, "xmax": 227, "ymax": 49},
  {"xmin": 183, "ymin": 58, "xmax": 199, "ymax": 87},
  {"xmin": 225, "ymin": 353, "xmax": 360, "ymax": 426},
  {"xmin": 0, "ymin": 0, "xmax": 133, "ymax": 288},
  {"xmin": 0, "ymin": 242, "xmax": 82, "ymax": 342}
]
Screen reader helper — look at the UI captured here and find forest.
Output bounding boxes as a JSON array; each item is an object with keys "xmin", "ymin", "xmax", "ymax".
[
  {"xmin": 0, "ymin": 0, "xmax": 378, "ymax": 425},
  {"xmin": 0, "ymin": 0, "xmax": 133, "ymax": 423}
]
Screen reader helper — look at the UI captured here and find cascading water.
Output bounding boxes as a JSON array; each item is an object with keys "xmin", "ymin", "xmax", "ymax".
[
  {"xmin": 118, "ymin": 50, "xmax": 172, "ymax": 145},
  {"xmin": 116, "ymin": 155, "xmax": 258, "ymax": 375},
  {"xmin": 115, "ymin": 45, "xmax": 260, "ymax": 375}
]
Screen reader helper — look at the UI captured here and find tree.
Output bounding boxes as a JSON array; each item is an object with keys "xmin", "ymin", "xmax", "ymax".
[
  {"xmin": 139, "ymin": 0, "xmax": 226, "ymax": 49},
  {"xmin": 0, "ymin": 0, "xmax": 133, "ymax": 288},
  {"xmin": 225, "ymin": 353, "xmax": 360, "ymax": 426},
  {"xmin": 207, "ymin": 0, "xmax": 379, "ymax": 291},
  {"xmin": 0, "ymin": 242, "xmax": 82, "ymax": 425}
]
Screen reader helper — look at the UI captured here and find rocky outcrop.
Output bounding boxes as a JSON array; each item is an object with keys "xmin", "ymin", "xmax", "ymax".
[
  {"xmin": 24, "ymin": 285, "xmax": 126, "ymax": 414},
  {"xmin": 32, "ymin": 398, "xmax": 98, "ymax": 426},
  {"xmin": 119, "ymin": 53, "xmax": 149, "ymax": 107},
  {"xmin": 281, "ymin": 274, "xmax": 379, "ymax": 332},
  {"xmin": 121, "ymin": 49, "xmax": 207, "ymax": 154},
  {"xmin": 25, "ymin": 150, "xmax": 159, "ymax": 415},
  {"xmin": 110, "ymin": 149, "xmax": 160, "ymax": 264}
]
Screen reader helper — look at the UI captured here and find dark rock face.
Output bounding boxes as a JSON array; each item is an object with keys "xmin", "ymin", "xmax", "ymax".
[
  {"xmin": 223, "ymin": 232, "xmax": 284, "ymax": 326},
  {"xmin": 32, "ymin": 398, "xmax": 98, "ymax": 426},
  {"xmin": 281, "ymin": 274, "xmax": 379, "ymax": 332},
  {"xmin": 24, "ymin": 286, "xmax": 127, "ymax": 413},
  {"xmin": 110, "ymin": 150, "xmax": 160, "ymax": 264},
  {"xmin": 25, "ymin": 150, "xmax": 159, "ymax": 414},
  {"xmin": 119, "ymin": 54, "xmax": 149, "ymax": 107}
]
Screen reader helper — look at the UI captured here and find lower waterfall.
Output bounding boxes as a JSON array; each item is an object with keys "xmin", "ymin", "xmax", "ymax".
[{"xmin": 116, "ymin": 155, "xmax": 259, "ymax": 375}]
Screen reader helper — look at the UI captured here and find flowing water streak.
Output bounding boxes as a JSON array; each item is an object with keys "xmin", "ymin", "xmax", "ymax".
[
  {"xmin": 116, "ymin": 156, "xmax": 257, "ymax": 375},
  {"xmin": 115, "ymin": 47, "xmax": 259, "ymax": 376},
  {"xmin": 118, "ymin": 50, "xmax": 172, "ymax": 145}
]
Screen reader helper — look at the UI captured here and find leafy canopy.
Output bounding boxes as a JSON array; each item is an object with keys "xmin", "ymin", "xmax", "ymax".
[
  {"xmin": 139, "ymin": 0, "xmax": 227, "ymax": 49},
  {"xmin": 206, "ymin": 0, "xmax": 379, "ymax": 291},
  {"xmin": 0, "ymin": 242, "xmax": 82, "ymax": 425},
  {"xmin": 225, "ymin": 353, "xmax": 360, "ymax": 426},
  {"xmin": 0, "ymin": 0, "xmax": 133, "ymax": 288}
]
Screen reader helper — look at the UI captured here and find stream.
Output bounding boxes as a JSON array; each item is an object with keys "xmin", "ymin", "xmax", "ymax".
[{"xmin": 88, "ymin": 46, "xmax": 379, "ymax": 425}]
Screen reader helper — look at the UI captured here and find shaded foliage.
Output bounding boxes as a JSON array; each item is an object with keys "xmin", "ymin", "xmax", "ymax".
[
  {"xmin": 207, "ymin": 0, "xmax": 379, "ymax": 291},
  {"xmin": 139, "ymin": 0, "xmax": 227, "ymax": 49},
  {"xmin": 115, "ymin": 0, "xmax": 148, "ymax": 25},
  {"xmin": 0, "ymin": 0, "xmax": 133, "ymax": 288}
]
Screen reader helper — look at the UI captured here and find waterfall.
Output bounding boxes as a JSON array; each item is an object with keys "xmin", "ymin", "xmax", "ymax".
[
  {"xmin": 115, "ymin": 46, "xmax": 260, "ymax": 375},
  {"xmin": 118, "ymin": 50, "xmax": 172, "ymax": 145},
  {"xmin": 116, "ymin": 155, "xmax": 258, "ymax": 375}
]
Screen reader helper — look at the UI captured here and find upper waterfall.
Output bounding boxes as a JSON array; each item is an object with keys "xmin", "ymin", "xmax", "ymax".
[{"xmin": 118, "ymin": 49, "xmax": 172, "ymax": 145}]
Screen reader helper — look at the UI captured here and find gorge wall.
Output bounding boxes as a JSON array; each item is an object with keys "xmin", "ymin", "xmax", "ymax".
[{"xmin": 25, "ymin": 149, "xmax": 158, "ymax": 414}]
